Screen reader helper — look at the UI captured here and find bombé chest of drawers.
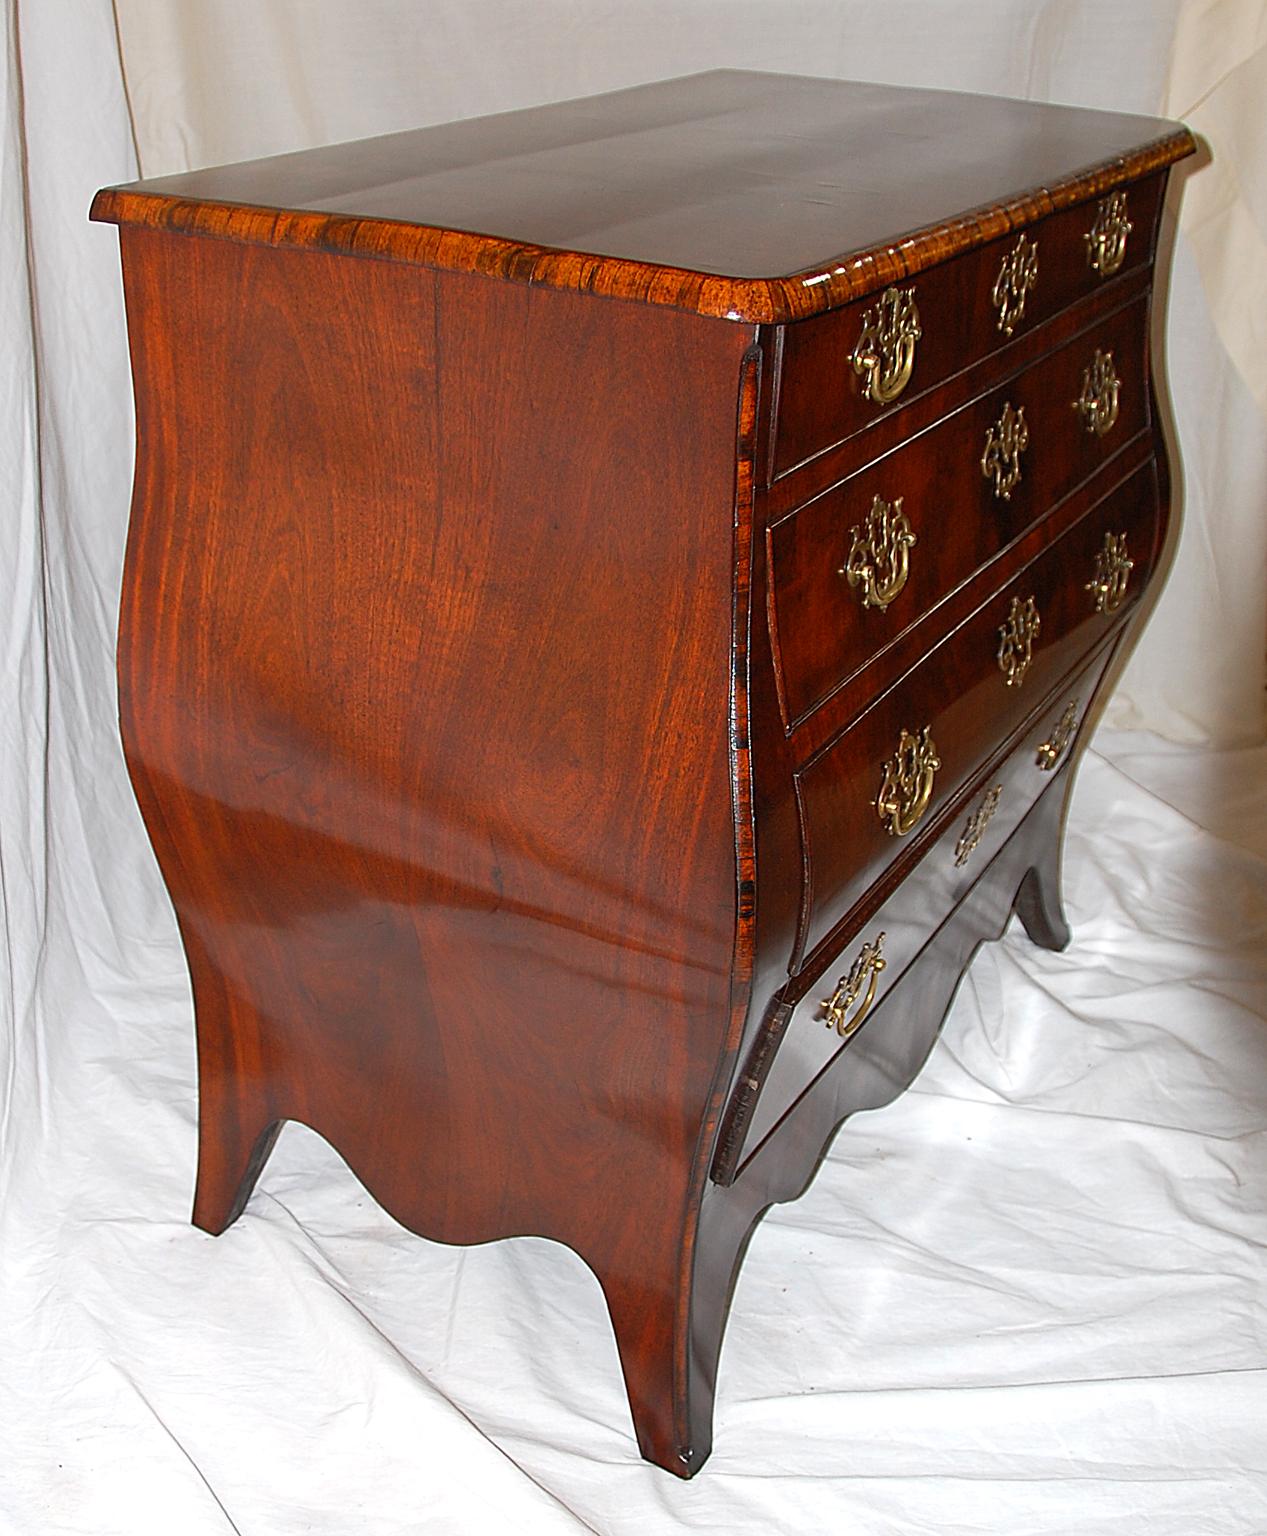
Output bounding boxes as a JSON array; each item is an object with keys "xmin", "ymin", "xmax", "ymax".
[{"xmin": 92, "ymin": 71, "xmax": 1195, "ymax": 1477}]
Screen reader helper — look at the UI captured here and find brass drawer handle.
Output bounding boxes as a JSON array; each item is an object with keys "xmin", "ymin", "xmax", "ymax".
[
  {"xmin": 981, "ymin": 401, "xmax": 1029, "ymax": 500},
  {"xmin": 841, "ymin": 494, "xmax": 916, "ymax": 610},
  {"xmin": 876, "ymin": 726, "xmax": 940, "ymax": 837},
  {"xmin": 998, "ymin": 594, "xmax": 1041, "ymax": 688},
  {"xmin": 992, "ymin": 233, "xmax": 1039, "ymax": 337},
  {"xmin": 954, "ymin": 783, "xmax": 1003, "ymax": 866},
  {"xmin": 852, "ymin": 286, "xmax": 921, "ymax": 405},
  {"xmin": 1036, "ymin": 702, "xmax": 1080, "ymax": 771},
  {"xmin": 1086, "ymin": 531, "xmax": 1133, "ymax": 614},
  {"xmin": 1085, "ymin": 190, "xmax": 1132, "ymax": 278},
  {"xmin": 820, "ymin": 931, "xmax": 887, "ymax": 1039},
  {"xmin": 1074, "ymin": 349, "xmax": 1121, "ymax": 437}
]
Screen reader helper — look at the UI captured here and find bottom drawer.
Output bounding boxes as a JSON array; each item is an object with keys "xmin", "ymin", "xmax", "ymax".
[{"xmin": 729, "ymin": 643, "xmax": 1115, "ymax": 1172}]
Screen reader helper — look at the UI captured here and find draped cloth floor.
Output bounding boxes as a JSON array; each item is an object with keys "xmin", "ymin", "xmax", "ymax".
[{"xmin": 2, "ymin": 2, "xmax": 1265, "ymax": 1531}]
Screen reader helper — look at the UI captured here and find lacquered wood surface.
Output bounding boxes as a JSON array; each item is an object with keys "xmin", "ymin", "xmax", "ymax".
[
  {"xmin": 732, "ymin": 647, "xmax": 1117, "ymax": 1170},
  {"xmin": 117, "ymin": 225, "xmax": 754, "ymax": 1473},
  {"xmin": 690, "ymin": 780, "xmax": 1078, "ymax": 1458},
  {"xmin": 770, "ymin": 296, "xmax": 1151, "ymax": 728},
  {"xmin": 704, "ymin": 160, "xmax": 1182, "ymax": 1314},
  {"xmin": 91, "ymin": 70, "xmax": 1194, "ymax": 323},
  {"xmin": 101, "ymin": 78, "xmax": 1192, "ymax": 1478},
  {"xmin": 792, "ymin": 458, "xmax": 1160, "ymax": 967},
  {"xmin": 770, "ymin": 174, "xmax": 1162, "ymax": 476}
]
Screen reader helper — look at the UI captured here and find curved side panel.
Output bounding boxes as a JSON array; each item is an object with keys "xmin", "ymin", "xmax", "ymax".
[{"xmin": 114, "ymin": 225, "xmax": 754, "ymax": 1470}]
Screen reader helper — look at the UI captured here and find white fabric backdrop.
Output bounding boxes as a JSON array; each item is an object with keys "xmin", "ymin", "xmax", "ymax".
[{"xmin": 2, "ymin": 3, "xmax": 1265, "ymax": 1532}]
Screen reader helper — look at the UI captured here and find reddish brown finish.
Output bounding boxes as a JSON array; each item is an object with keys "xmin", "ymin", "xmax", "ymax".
[
  {"xmin": 115, "ymin": 224, "xmax": 753, "ymax": 1472},
  {"xmin": 94, "ymin": 73, "xmax": 1195, "ymax": 1477},
  {"xmin": 91, "ymin": 71, "xmax": 1193, "ymax": 324},
  {"xmin": 793, "ymin": 458, "xmax": 1159, "ymax": 964},
  {"xmin": 697, "ymin": 776, "xmax": 1080, "ymax": 1329},
  {"xmin": 727, "ymin": 638, "xmax": 1119, "ymax": 1173},
  {"xmin": 769, "ymin": 295, "xmax": 1152, "ymax": 727},
  {"xmin": 771, "ymin": 172, "xmax": 1164, "ymax": 475},
  {"xmin": 761, "ymin": 261, "xmax": 1153, "ymax": 518}
]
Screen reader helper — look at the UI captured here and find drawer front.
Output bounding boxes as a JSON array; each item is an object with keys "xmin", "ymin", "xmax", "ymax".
[
  {"xmin": 738, "ymin": 644, "xmax": 1116, "ymax": 1165},
  {"xmin": 772, "ymin": 174, "xmax": 1162, "ymax": 478},
  {"xmin": 792, "ymin": 457, "xmax": 1159, "ymax": 969},
  {"xmin": 769, "ymin": 295, "xmax": 1150, "ymax": 728}
]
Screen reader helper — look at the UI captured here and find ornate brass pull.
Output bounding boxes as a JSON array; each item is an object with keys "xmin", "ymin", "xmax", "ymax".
[
  {"xmin": 1074, "ymin": 349, "xmax": 1121, "ymax": 438},
  {"xmin": 981, "ymin": 401, "xmax": 1029, "ymax": 500},
  {"xmin": 841, "ymin": 495, "xmax": 916, "ymax": 611},
  {"xmin": 997, "ymin": 594, "xmax": 1041, "ymax": 688},
  {"xmin": 1036, "ymin": 702, "xmax": 1080, "ymax": 771},
  {"xmin": 1086, "ymin": 531, "xmax": 1133, "ymax": 614},
  {"xmin": 1085, "ymin": 190, "xmax": 1132, "ymax": 278},
  {"xmin": 852, "ymin": 286, "xmax": 921, "ymax": 406},
  {"xmin": 820, "ymin": 932, "xmax": 887, "ymax": 1039},
  {"xmin": 954, "ymin": 784, "xmax": 1003, "ymax": 867},
  {"xmin": 991, "ymin": 233, "xmax": 1039, "ymax": 337},
  {"xmin": 876, "ymin": 726, "xmax": 940, "ymax": 837}
]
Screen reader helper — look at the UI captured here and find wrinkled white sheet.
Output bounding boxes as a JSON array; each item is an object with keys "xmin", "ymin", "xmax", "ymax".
[
  {"xmin": 2, "ymin": 735, "xmax": 1265, "ymax": 1534},
  {"xmin": 3, "ymin": 1, "xmax": 1266, "ymax": 1530}
]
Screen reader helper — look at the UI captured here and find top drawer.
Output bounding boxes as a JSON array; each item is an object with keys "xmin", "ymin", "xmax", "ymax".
[
  {"xmin": 769, "ymin": 294, "xmax": 1150, "ymax": 730},
  {"xmin": 771, "ymin": 174, "xmax": 1162, "ymax": 479}
]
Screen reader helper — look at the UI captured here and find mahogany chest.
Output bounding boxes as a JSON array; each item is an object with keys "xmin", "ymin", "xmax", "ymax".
[{"xmin": 92, "ymin": 71, "xmax": 1196, "ymax": 1476}]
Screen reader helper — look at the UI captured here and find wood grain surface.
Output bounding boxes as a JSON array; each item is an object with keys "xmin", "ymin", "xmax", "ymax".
[
  {"xmin": 792, "ymin": 460, "xmax": 1160, "ymax": 967},
  {"xmin": 729, "ymin": 640, "xmax": 1119, "ymax": 1172},
  {"xmin": 769, "ymin": 296, "xmax": 1152, "ymax": 728},
  {"xmin": 92, "ymin": 70, "xmax": 1195, "ymax": 323},
  {"xmin": 116, "ymin": 224, "xmax": 753, "ymax": 1472},
  {"xmin": 101, "ymin": 75, "xmax": 1192, "ymax": 1475},
  {"xmin": 770, "ymin": 175, "xmax": 1162, "ymax": 476}
]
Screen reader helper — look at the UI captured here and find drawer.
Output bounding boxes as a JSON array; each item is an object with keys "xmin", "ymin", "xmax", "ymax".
[
  {"xmin": 737, "ymin": 645, "xmax": 1116, "ymax": 1167},
  {"xmin": 769, "ymin": 295, "xmax": 1151, "ymax": 728},
  {"xmin": 791, "ymin": 457, "xmax": 1159, "ymax": 969},
  {"xmin": 771, "ymin": 174, "xmax": 1163, "ymax": 479}
]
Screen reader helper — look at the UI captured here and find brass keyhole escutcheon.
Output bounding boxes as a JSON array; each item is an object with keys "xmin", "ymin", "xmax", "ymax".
[
  {"xmin": 876, "ymin": 725, "xmax": 940, "ymax": 837},
  {"xmin": 842, "ymin": 494, "xmax": 917, "ymax": 611},
  {"xmin": 1086, "ymin": 531, "xmax": 1133, "ymax": 614},
  {"xmin": 1085, "ymin": 190, "xmax": 1132, "ymax": 278},
  {"xmin": 1036, "ymin": 701, "xmax": 1080, "ymax": 771},
  {"xmin": 820, "ymin": 931, "xmax": 887, "ymax": 1039},
  {"xmin": 992, "ymin": 233, "xmax": 1039, "ymax": 337},
  {"xmin": 997, "ymin": 594, "xmax": 1041, "ymax": 688},
  {"xmin": 981, "ymin": 401, "xmax": 1029, "ymax": 501},
  {"xmin": 954, "ymin": 784, "xmax": 1003, "ymax": 867},
  {"xmin": 1074, "ymin": 349, "xmax": 1121, "ymax": 438},
  {"xmin": 852, "ymin": 286, "xmax": 921, "ymax": 406}
]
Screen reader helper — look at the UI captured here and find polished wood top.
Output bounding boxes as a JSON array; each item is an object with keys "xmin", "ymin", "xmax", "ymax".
[{"xmin": 92, "ymin": 70, "xmax": 1194, "ymax": 323}]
